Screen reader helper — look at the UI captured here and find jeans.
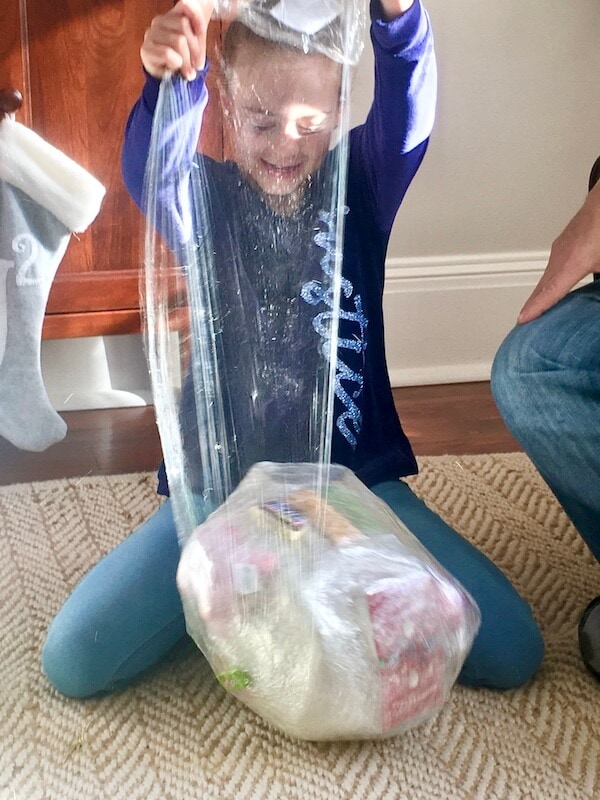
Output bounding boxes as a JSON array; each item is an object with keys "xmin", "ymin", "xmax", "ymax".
[
  {"xmin": 491, "ymin": 282, "xmax": 600, "ymax": 562},
  {"xmin": 42, "ymin": 477, "xmax": 544, "ymax": 699}
]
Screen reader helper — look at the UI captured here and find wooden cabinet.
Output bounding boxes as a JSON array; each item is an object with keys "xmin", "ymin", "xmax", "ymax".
[{"xmin": 0, "ymin": 0, "xmax": 223, "ymax": 339}]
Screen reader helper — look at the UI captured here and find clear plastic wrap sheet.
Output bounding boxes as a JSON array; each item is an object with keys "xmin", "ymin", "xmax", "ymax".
[
  {"xmin": 214, "ymin": 0, "xmax": 366, "ymax": 65},
  {"xmin": 177, "ymin": 462, "xmax": 481, "ymax": 741},
  {"xmin": 141, "ymin": 0, "xmax": 479, "ymax": 740},
  {"xmin": 142, "ymin": 0, "xmax": 362, "ymax": 545}
]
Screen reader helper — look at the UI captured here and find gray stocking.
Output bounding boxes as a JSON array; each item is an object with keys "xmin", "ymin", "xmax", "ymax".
[{"xmin": 0, "ymin": 181, "xmax": 68, "ymax": 451}]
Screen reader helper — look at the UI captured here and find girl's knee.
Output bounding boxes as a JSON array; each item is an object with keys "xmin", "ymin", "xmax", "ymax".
[
  {"xmin": 42, "ymin": 618, "xmax": 106, "ymax": 698},
  {"xmin": 459, "ymin": 597, "xmax": 544, "ymax": 690},
  {"xmin": 41, "ymin": 501, "xmax": 187, "ymax": 699},
  {"xmin": 370, "ymin": 480, "xmax": 545, "ymax": 690}
]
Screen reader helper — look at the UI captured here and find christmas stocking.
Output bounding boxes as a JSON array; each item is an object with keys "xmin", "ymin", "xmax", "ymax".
[{"xmin": 0, "ymin": 117, "xmax": 105, "ymax": 451}]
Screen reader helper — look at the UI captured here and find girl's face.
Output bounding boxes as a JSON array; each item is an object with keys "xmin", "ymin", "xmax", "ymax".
[{"xmin": 225, "ymin": 45, "xmax": 341, "ymax": 211}]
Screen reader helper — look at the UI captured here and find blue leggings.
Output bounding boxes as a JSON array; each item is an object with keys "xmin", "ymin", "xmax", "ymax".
[{"xmin": 42, "ymin": 479, "xmax": 544, "ymax": 698}]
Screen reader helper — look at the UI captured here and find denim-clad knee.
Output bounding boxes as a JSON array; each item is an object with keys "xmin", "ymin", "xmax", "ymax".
[
  {"xmin": 492, "ymin": 282, "xmax": 600, "ymax": 421},
  {"xmin": 491, "ymin": 282, "xmax": 600, "ymax": 560}
]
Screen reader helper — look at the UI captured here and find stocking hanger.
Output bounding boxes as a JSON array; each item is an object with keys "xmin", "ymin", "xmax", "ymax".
[{"xmin": 0, "ymin": 88, "xmax": 23, "ymax": 119}]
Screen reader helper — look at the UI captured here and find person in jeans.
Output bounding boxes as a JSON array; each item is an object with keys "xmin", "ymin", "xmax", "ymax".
[{"xmin": 492, "ymin": 157, "xmax": 600, "ymax": 678}]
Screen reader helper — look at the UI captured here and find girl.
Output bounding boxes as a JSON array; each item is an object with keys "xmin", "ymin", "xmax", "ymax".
[{"xmin": 42, "ymin": 0, "xmax": 544, "ymax": 699}]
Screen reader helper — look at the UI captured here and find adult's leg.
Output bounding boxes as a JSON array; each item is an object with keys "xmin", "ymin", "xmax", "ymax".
[
  {"xmin": 42, "ymin": 499, "xmax": 196, "ymax": 698},
  {"xmin": 372, "ymin": 480, "xmax": 544, "ymax": 690},
  {"xmin": 491, "ymin": 283, "xmax": 600, "ymax": 561}
]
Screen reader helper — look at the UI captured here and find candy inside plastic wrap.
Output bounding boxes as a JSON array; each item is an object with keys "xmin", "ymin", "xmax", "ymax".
[{"xmin": 177, "ymin": 462, "xmax": 481, "ymax": 741}]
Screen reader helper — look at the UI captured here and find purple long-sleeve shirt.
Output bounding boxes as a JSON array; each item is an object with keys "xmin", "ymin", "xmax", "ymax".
[{"xmin": 122, "ymin": 0, "xmax": 436, "ymax": 493}]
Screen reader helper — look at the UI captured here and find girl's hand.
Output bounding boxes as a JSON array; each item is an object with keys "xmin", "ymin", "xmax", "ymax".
[
  {"xmin": 141, "ymin": 0, "xmax": 215, "ymax": 81},
  {"xmin": 379, "ymin": 0, "xmax": 415, "ymax": 21}
]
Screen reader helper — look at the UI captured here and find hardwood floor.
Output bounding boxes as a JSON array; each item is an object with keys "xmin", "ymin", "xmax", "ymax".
[
  {"xmin": 0, "ymin": 382, "xmax": 521, "ymax": 486},
  {"xmin": 393, "ymin": 382, "xmax": 521, "ymax": 457}
]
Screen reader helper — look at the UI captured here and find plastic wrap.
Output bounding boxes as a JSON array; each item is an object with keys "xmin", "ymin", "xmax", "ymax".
[
  {"xmin": 142, "ymin": 0, "xmax": 367, "ymax": 544},
  {"xmin": 141, "ymin": 0, "xmax": 478, "ymax": 740},
  {"xmin": 214, "ymin": 0, "xmax": 366, "ymax": 64},
  {"xmin": 177, "ymin": 462, "xmax": 481, "ymax": 741}
]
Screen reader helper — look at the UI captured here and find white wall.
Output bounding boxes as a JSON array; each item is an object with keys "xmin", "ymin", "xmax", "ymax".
[
  {"xmin": 358, "ymin": 0, "xmax": 600, "ymax": 383},
  {"xmin": 43, "ymin": 0, "xmax": 600, "ymax": 403},
  {"xmin": 388, "ymin": 0, "xmax": 600, "ymax": 256}
]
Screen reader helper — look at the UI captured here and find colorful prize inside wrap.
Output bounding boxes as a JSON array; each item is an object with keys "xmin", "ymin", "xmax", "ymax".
[{"xmin": 142, "ymin": 0, "xmax": 480, "ymax": 740}]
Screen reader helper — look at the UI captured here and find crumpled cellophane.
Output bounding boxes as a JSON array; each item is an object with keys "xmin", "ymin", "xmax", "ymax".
[
  {"xmin": 177, "ymin": 462, "xmax": 480, "ymax": 741},
  {"xmin": 141, "ymin": 0, "xmax": 480, "ymax": 741},
  {"xmin": 214, "ymin": 0, "xmax": 366, "ymax": 65},
  {"xmin": 142, "ymin": 0, "xmax": 366, "ymax": 543}
]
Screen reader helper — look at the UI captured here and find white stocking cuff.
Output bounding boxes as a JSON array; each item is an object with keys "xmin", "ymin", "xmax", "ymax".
[{"xmin": 0, "ymin": 118, "xmax": 105, "ymax": 233}]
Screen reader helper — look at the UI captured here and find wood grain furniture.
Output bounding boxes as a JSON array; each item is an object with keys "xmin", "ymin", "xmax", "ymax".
[{"xmin": 1, "ymin": 0, "xmax": 223, "ymax": 340}]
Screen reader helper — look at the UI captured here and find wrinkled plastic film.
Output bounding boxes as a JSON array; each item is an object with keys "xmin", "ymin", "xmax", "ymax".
[
  {"xmin": 141, "ymin": 1, "xmax": 480, "ymax": 741},
  {"xmin": 142, "ymin": 4, "xmax": 360, "ymax": 544},
  {"xmin": 214, "ymin": 0, "xmax": 366, "ymax": 65},
  {"xmin": 177, "ymin": 462, "xmax": 481, "ymax": 740}
]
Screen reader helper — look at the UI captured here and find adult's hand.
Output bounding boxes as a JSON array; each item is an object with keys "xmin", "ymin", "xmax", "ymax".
[{"xmin": 518, "ymin": 178, "xmax": 600, "ymax": 324}]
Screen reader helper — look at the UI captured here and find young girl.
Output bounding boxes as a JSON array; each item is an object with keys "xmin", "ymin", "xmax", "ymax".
[{"xmin": 42, "ymin": 0, "xmax": 544, "ymax": 699}]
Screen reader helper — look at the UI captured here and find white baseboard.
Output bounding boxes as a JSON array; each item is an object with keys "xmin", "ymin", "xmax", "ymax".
[
  {"xmin": 383, "ymin": 251, "xmax": 549, "ymax": 387},
  {"xmin": 41, "ymin": 252, "xmax": 563, "ymax": 408},
  {"xmin": 42, "ymin": 335, "xmax": 152, "ymax": 411}
]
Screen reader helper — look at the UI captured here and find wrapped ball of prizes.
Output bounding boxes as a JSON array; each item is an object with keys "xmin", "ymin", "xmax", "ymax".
[{"xmin": 177, "ymin": 463, "xmax": 481, "ymax": 741}]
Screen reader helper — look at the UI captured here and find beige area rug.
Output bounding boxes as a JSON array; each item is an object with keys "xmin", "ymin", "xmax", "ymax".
[{"xmin": 1, "ymin": 454, "xmax": 599, "ymax": 800}]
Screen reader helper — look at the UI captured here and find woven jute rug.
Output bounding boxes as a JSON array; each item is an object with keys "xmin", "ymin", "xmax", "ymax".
[{"xmin": 1, "ymin": 454, "xmax": 599, "ymax": 800}]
